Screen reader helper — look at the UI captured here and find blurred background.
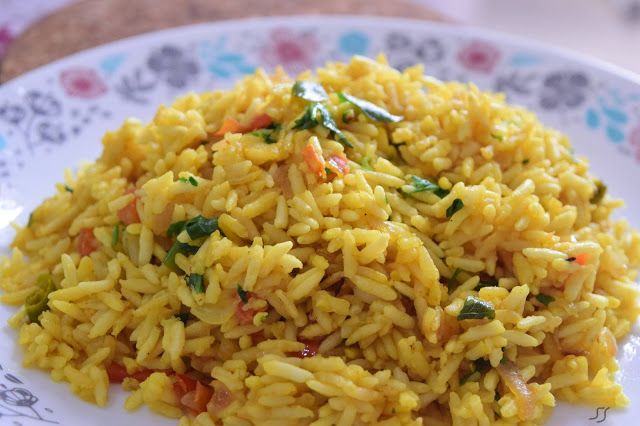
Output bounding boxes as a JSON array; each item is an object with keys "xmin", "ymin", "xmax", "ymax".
[{"xmin": 1, "ymin": 0, "xmax": 640, "ymax": 81}]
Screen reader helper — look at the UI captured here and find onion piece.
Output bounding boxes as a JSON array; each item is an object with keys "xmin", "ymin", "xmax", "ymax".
[{"xmin": 497, "ymin": 361, "xmax": 536, "ymax": 421}]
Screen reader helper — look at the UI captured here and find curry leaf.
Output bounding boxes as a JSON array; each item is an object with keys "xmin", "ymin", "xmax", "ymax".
[
  {"xmin": 292, "ymin": 80, "xmax": 328, "ymax": 102},
  {"xmin": 292, "ymin": 103, "xmax": 352, "ymax": 148},
  {"xmin": 338, "ymin": 92, "xmax": 403, "ymax": 122}
]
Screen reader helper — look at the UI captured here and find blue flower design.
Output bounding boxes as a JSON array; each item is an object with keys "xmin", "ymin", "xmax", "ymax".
[
  {"xmin": 584, "ymin": 94, "xmax": 630, "ymax": 144},
  {"xmin": 199, "ymin": 38, "xmax": 255, "ymax": 78},
  {"xmin": 338, "ymin": 31, "xmax": 369, "ymax": 55}
]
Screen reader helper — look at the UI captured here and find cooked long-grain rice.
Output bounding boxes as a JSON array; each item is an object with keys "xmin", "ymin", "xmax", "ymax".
[{"xmin": 2, "ymin": 56, "xmax": 639, "ymax": 425}]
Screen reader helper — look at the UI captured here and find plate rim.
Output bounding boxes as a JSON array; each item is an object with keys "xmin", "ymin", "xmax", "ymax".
[{"xmin": 1, "ymin": 14, "xmax": 640, "ymax": 91}]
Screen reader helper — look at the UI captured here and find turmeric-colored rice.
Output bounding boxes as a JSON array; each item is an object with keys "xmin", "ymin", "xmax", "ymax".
[{"xmin": 1, "ymin": 56, "xmax": 639, "ymax": 425}]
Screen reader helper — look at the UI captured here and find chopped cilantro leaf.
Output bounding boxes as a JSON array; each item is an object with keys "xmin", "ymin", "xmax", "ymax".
[
  {"xmin": 111, "ymin": 224, "xmax": 120, "ymax": 248},
  {"xmin": 163, "ymin": 242, "xmax": 199, "ymax": 272},
  {"xmin": 457, "ymin": 295, "xmax": 495, "ymax": 320},
  {"xmin": 535, "ymin": 293, "xmax": 555, "ymax": 306},
  {"xmin": 186, "ymin": 273, "xmax": 205, "ymax": 293},
  {"xmin": 405, "ymin": 175, "xmax": 449, "ymax": 198},
  {"xmin": 237, "ymin": 285, "xmax": 249, "ymax": 304},
  {"xmin": 446, "ymin": 198, "xmax": 464, "ymax": 218},
  {"xmin": 64, "ymin": 185, "xmax": 74, "ymax": 193},
  {"xmin": 178, "ymin": 176, "xmax": 198, "ymax": 186}
]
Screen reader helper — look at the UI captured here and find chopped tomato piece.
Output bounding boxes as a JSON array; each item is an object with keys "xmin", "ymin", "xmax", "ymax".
[
  {"xmin": 326, "ymin": 153, "xmax": 350, "ymax": 177},
  {"xmin": 77, "ymin": 228, "xmax": 99, "ymax": 256},
  {"xmin": 131, "ymin": 368, "xmax": 155, "ymax": 382},
  {"xmin": 106, "ymin": 363, "xmax": 128, "ymax": 383},
  {"xmin": 174, "ymin": 373, "xmax": 198, "ymax": 399},
  {"xmin": 208, "ymin": 382, "xmax": 232, "ymax": 413},
  {"xmin": 245, "ymin": 113, "xmax": 273, "ymax": 132},
  {"xmin": 117, "ymin": 189, "xmax": 140, "ymax": 225},
  {"xmin": 574, "ymin": 253, "xmax": 589, "ymax": 265},
  {"xmin": 193, "ymin": 381, "xmax": 214, "ymax": 413},
  {"xmin": 214, "ymin": 118, "xmax": 243, "ymax": 136},
  {"xmin": 288, "ymin": 338, "xmax": 322, "ymax": 358},
  {"xmin": 302, "ymin": 140, "xmax": 326, "ymax": 179},
  {"xmin": 106, "ymin": 363, "xmax": 156, "ymax": 384},
  {"xmin": 235, "ymin": 302, "xmax": 257, "ymax": 325}
]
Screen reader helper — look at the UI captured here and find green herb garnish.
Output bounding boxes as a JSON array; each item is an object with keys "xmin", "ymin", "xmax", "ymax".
[
  {"xmin": 64, "ymin": 185, "xmax": 74, "ymax": 193},
  {"xmin": 167, "ymin": 215, "xmax": 220, "ymax": 240},
  {"xmin": 25, "ymin": 274, "xmax": 56, "ymax": 324},
  {"xmin": 237, "ymin": 285, "xmax": 249, "ymax": 304},
  {"xmin": 252, "ymin": 129, "xmax": 278, "ymax": 144},
  {"xmin": 457, "ymin": 295, "xmax": 495, "ymax": 320},
  {"xmin": 163, "ymin": 242, "xmax": 199, "ymax": 272},
  {"xmin": 111, "ymin": 224, "xmax": 120, "ymax": 248},
  {"xmin": 167, "ymin": 220, "xmax": 186, "ymax": 239},
  {"xmin": 338, "ymin": 92, "xmax": 403, "ymax": 123},
  {"xmin": 186, "ymin": 273, "xmax": 205, "ymax": 293},
  {"xmin": 522, "ymin": 159, "xmax": 530, "ymax": 165},
  {"xmin": 178, "ymin": 176, "xmax": 198, "ymax": 187},
  {"xmin": 490, "ymin": 133, "xmax": 503, "ymax": 141},
  {"xmin": 459, "ymin": 359, "xmax": 491, "ymax": 385},
  {"xmin": 475, "ymin": 276, "xmax": 499, "ymax": 290},
  {"xmin": 292, "ymin": 103, "xmax": 352, "ymax": 148},
  {"xmin": 535, "ymin": 293, "xmax": 555, "ymax": 306},
  {"xmin": 184, "ymin": 216, "xmax": 219, "ymax": 240},
  {"xmin": 27, "ymin": 213, "xmax": 34, "ymax": 227},
  {"xmin": 405, "ymin": 175, "xmax": 449, "ymax": 198},
  {"xmin": 292, "ymin": 80, "xmax": 328, "ymax": 102},
  {"xmin": 590, "ymin": 180, "xmax": 607, "ymax": 204},
  {"xmin": 446, "ymin": 198, "xmax": 464, "ymax": 218}
]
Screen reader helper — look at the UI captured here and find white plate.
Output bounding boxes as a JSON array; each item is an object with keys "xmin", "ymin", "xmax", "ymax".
[{"xmin": 1, "ymin": 16, "xmax": 639, "ymax": 426}]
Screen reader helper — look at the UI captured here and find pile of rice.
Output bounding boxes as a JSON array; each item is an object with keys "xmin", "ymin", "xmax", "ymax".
[{"xmin": 1, "ymin": 56, "xmax": 639, "ymax": 426}]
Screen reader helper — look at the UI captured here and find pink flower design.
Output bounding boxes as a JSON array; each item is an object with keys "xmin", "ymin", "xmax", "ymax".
[
  {"xmin": 260, "ymin": 29, "xmax": 317, "ymax": 74},
  {"xmin": 457, "ymin": 41, "xmax": 501, "ymax": 73},
  {"xmin": 630, "ymin": 125, "xmax": 640, "ymax": 162},
  {"xmin": 0, "ymin": 26, "xmax": 14, "ymax": 58},
  {"xmin": 59, "ymin": 68, "xmax": 107, "ymax": 99}
]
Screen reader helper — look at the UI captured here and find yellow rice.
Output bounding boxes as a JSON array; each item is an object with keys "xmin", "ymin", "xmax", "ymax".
[{"xmin": 1, "ymin": 55, "xmax": 639, "ymax": 425}]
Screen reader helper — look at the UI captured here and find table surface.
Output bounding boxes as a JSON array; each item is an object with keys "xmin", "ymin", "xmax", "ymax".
[{"xmin": 0, "ymin": 0, "xmax": 446, "ymax": 82}]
